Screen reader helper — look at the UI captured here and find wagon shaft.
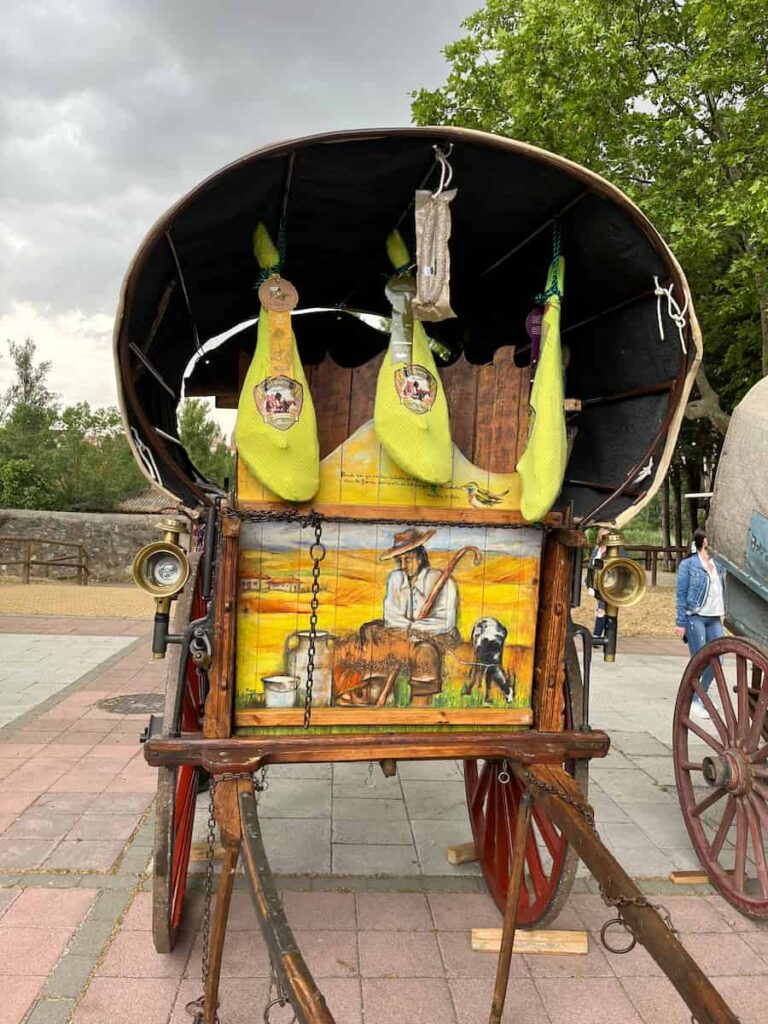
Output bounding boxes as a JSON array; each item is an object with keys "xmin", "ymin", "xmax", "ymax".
[{"xmin": 517, "ymin": 764, "xmax": 740, "ymax": 1024}]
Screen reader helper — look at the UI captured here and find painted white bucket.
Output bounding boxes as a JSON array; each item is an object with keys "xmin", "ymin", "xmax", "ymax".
[{"xmin": 262, "ymin": 674, "xmax": 299, "ymax": 708}]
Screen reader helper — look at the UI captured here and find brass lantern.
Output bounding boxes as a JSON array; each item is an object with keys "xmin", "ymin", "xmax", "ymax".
[
  {"xmin": 131, "ymin": 518, "xmax": 190, "ymax": 658},
  {"xmin": 594, "ymin": 532, "xmax": 646, "ymax": 661}
]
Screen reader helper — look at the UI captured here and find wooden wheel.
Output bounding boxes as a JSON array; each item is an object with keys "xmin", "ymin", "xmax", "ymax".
[
  {"xmin": 673, "ymin": 635, "xmax": 768, "ymax": 919},
  {"xmin": 153, "ymin": 555, "xmax": 207, "ymax": 953},
  {"xmin": 464, "ymin": 636, "xmax": 587, "ymax": 926}
]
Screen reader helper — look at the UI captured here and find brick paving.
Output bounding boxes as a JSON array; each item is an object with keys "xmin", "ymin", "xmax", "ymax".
[{"xmin": 0, "ymin": 613, "xmax": 764, "ymax": 1022}]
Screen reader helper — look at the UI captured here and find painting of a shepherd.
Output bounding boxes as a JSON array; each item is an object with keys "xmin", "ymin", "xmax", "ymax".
[{"xmin": 334, "ymin": 527, "xmax": 480, "ymax": 707}]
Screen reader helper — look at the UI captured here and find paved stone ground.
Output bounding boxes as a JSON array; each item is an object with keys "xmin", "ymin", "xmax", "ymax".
[{"xmin": 0, "ymin": 615, "xmax": 765, "ymax": 1023}]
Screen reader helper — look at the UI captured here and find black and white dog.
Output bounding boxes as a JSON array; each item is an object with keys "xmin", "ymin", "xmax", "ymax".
[{"xmin": 463, "ymin": 617, "xmax": 514, "ymax": 703}]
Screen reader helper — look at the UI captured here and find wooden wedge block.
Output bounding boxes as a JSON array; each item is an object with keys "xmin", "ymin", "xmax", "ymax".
[
  {"xmin": 190, "ymin": 841, "xmax": 225, "ymax": 862},
  {"xmin": 446, "ymin": 841, "xmax": 478, "ymax": 866},
  {"xmin": 471, "ymin": 928, "xmax": 588, "ymax": 956},
  {"xmin": 669, "ymin": 870, "xmax": 709, "ymax": 885}
]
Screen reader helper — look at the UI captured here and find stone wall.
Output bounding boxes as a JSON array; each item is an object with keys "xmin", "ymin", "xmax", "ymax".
[{"xmin": 0, "ymin": 509, "xmax": 168, "ymax": 583}]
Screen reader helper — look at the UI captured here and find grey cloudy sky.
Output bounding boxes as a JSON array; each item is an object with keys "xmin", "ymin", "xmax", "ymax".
[{"xmin": 0, "ymin": 0, "xmax": 474, "ymax": 417}]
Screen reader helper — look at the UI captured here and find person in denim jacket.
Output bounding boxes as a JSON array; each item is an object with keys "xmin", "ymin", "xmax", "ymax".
[
  {"xmin": 675, "ymin": 528, "xmax": 725, "ymax": 718},
  {"xmin": 585, "ymin": 527, "xmax": 610, "ymax": 639}
]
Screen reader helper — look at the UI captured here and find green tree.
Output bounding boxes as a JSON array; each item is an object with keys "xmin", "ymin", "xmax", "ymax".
[
  {"xmin": 412, "ymin": 0, "xmax": 768, "ymax": 431},
  {"xmin": 0, "ymin": 338, "xmax": 53, "ymax": 421},
  {"xmin": 177, "ymin": 399, "xmax": 234, "ymax": 488},
  {"xmin": 0, "ymin": 340, "xmax": 145, "ymax": 511}
]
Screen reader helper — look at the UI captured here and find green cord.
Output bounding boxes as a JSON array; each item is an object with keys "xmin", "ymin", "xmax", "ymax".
[
  {"xmin": 534, "ymin": 221, "xmax": 562, "ymax": 305},
  {"xmin": 255, "ymin": 221, "xmax": 288, "ymax": 287}
]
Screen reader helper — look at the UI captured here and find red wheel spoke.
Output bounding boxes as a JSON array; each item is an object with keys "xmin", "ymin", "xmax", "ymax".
[
  {"xmin": 532, "ymin": 802, "xmax": 562, "ymax": 859},
  {"xmin": 691, "ymin": 677, "xmax": 728, "ymax": 744},
  {"xmin": 471, "ymin": 762, "xmax": 493, "ymax": 819},
  {"xmin": 748, "ymin": 791, "xmax": 768, "ymax": 832},
  {"xmin": 744, "ymin": 801, "xmax": 768, "ymax": 899},
  {"xmin": 675, "ymin": 637, "xmax": 768, "ymax": 918},
  {"xmin": 736, "ymin": 655, "xmax": 750, "ymax": 745},
  {"xmin": 709, "ymin": 658, "xmax": 737, "ymax": 743},
  {"xmin": 734, "ymin": 803, "xmax": 748, "ymax": 891},
  {"xmin": 747, "ymin": 672, "xmax": 768, "ymax": 752},
  {"xmin": 684, "ymin": 716, "xmax": 725, "ymax": 753},
  {"xmin": 689, "ymin": 787, "xmax": 726, "ymax": 819},
  {"xmin": 709, "ymin": 797, "xmax": 735, "ymax": 861}
]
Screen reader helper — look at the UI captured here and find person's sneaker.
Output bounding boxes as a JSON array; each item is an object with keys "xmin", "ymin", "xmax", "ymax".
[{"xmin": 689, "ymin": 700, "xmax": 710, "ymax": 721}]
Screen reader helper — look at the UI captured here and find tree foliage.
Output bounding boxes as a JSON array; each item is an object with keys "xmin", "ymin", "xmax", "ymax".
[
  {"xmin": 0, "ymin": 339, "xmax": 145, "ymax": 511},
  {"xmin": 412, "ymin": 0, "xmax": 768, "ymax": 429},
  {"xmin": 177, "ymin": 399, "xmax": 234, "ymax": 489}
]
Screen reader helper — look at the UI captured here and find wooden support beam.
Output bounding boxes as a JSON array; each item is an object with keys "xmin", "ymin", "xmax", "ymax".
[
  {"xmin": 446, "ymin": 841, "xmax": 478, "ymax": 866},
  {"xmin": 472, "ymin": 929, "xmax": 588, "ymax": 956},
  {"xmin": 669, "ymin": 870, "xmax": 709, "ymax": 885},
  {"xmin": 513, "ymin": 763, "xmax": 740, "ymax": 1024}
]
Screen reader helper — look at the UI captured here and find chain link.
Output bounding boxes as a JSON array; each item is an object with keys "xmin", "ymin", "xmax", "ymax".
[
  {"xmin": 188, "ymin": 771, "xmax": 262, "ymax": 1024},
  {"xmin": 520, "ymin": 769, "xmax": 597, "ymax": 833},
  {"xmin": 519, "ymin": 769, "xmax": 679, "ymax": 955},
  {"xmin": 303, "ymin": 518, "xmax": 325, "ymax": 730}
]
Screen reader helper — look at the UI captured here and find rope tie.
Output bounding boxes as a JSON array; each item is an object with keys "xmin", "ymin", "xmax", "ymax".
[
  {"xmin": 534, "ymin": 221, "xmax": 563, "ymax": 305},
  {"xmin": 431, "ymin": 143, "xmax": 454, "ymax": 198},
  {"xmin": 653, "ymin": 276, "xmax": 689, "ymax": 354},
  {"xmin": 255, "ymin": 221, "xmax": 288, "ymax": 286}
]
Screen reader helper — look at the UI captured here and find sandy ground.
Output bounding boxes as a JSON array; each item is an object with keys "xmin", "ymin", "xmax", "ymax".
[
  {"xmin": 572, "ymin": 586, "xmax": 675, "ymax": 637},
  {"xmin": 0, "ymin": 581, "xmax": 155, "ymax": 617},
  {"xmin": 0, "ymin": 576, "xmax": 677, "ymax": 634}
]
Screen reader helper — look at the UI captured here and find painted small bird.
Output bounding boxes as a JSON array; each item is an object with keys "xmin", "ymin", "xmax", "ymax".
[{"xmin": 465, "ymin": 481, "xmax": 510, "ymax": 508}]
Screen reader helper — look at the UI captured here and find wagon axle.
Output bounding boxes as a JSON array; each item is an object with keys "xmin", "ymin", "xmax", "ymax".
[{"xmin": 701, "ymin": 749, "xmax": 753, "ymax": 795}]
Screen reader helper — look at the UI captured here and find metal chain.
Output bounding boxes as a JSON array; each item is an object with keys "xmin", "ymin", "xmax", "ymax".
[
  {"xmin": 303, "ymin": 517, "xmax": 325, "ymax": 730},
  {"xmin": 598, "ymin": 888, "xmax": 678, "ymax": 955},
  {"xmin": 519, "ymin": 769, "xmax": 679, "ymax": 955},
  {"xmin": 223, "ymin": 506, "xmax": 518, "ymax": 531},
  {"xmin": 187, "ymin": 771, "xmax": 264, "ymax": 1024},
  {"xmin": 520, "ymin": 768, "xmax": 597, "ymax": 833}
]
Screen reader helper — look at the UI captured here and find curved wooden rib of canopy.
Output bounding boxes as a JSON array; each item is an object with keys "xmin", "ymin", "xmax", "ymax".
[{"xmin": 114, "ymin": 127, "xmax": 700, "ymax": 527}]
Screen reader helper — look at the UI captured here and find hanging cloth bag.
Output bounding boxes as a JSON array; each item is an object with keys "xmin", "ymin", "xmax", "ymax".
[
  {"xmin": 516, "ymin": 249, "xmax": 567, "ymax": 522},
  {"xmin": 234, "ymin": 223, "xmax": 320, "ymax": 503},
  {"xmin": 373, "ymin": 231, "xmax": 453, "ymax": 485}
]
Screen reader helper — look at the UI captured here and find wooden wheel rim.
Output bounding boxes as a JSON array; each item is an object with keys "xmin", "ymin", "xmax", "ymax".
[
  {"xmin": 153, "ymin": 555, "xmax": 206, "ymax": 952},
  {"xmin": 673, "ymin": 635, "xmax": 768, "ymax": 918},
  {"xmin": 464, "ymin": 635, "xmax": 587, "ymax": 926}
]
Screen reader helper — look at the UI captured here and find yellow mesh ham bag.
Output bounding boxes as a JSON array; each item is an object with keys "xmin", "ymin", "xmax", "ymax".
[
  {"xmin": 373, "ymin": 231, "xmax": 453, "ymax": 485},
  {"xmin": 234, "ymin": 225, "xmax": 319, "ymax": 502},
  {"xmin": 374, "ymin": 319, "xmax": 453, "ymax": 485},
  {"xmin": 516, "ymin": 256, "xmax": 567, "ymax": 521}
]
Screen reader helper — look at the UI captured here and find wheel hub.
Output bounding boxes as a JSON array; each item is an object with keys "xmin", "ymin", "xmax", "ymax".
[{"xmin": 701, "ymin": 750, "xmax": 751, "ymax": 795}]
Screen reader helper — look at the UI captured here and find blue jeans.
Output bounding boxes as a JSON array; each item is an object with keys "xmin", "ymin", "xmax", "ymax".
[{"xmin": 686, "ymin": 614, "xmax": 724, "ymax": 694}]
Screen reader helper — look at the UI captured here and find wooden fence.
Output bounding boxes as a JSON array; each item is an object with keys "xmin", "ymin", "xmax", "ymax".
[
  {"xmin": 623, "ymin": 544, "xmax": 688, "ymax": 587},
  {"xmin": 0, "ymin": 536, "xmax": 90, "ymax": 586}
]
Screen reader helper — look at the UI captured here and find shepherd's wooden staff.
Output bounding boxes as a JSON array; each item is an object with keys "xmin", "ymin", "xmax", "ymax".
[{"xmin": 418, "ymin": 545, "xmax": 482, "ymax": 619}]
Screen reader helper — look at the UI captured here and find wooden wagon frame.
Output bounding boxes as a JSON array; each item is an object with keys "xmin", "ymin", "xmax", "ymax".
[{"xmin": 115, "ymin": 128, "xmax": 740, "ymax": 1023}]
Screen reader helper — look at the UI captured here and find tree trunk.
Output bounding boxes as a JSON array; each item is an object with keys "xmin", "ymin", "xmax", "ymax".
[
  {"xmin": 759, "ymin": 281, "xmax": 768, "ymax": 378},
  {"xmin": 684, "ymin": 460, "xmax": 700, "ymax": 536},
  {"xmin": 684, "ymin": 365, "xmax": 731, "ymax": 436},
  {"xmin": 671, "ymin": 465, "xmax": 684, "ymax": 566},
  {"xmin": 661, "ymin": 477, "xmax": 671, "ymax": 571}
]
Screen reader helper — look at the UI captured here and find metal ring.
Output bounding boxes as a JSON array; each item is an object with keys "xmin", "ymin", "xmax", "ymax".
[
  {"xmin": 263, "ymin": 996, "xmax": 297, "ymax": 1023},
  {"xmin": 309, "ymin": 543, "xmax": 326, "ymax": 562},
  {"xmin": 600, "ymin": 917, "xmax": 637, "ymax": 955},
  {"xmin": 497, "ymin": 768, "xmax": 511, "ymax": 785}
]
